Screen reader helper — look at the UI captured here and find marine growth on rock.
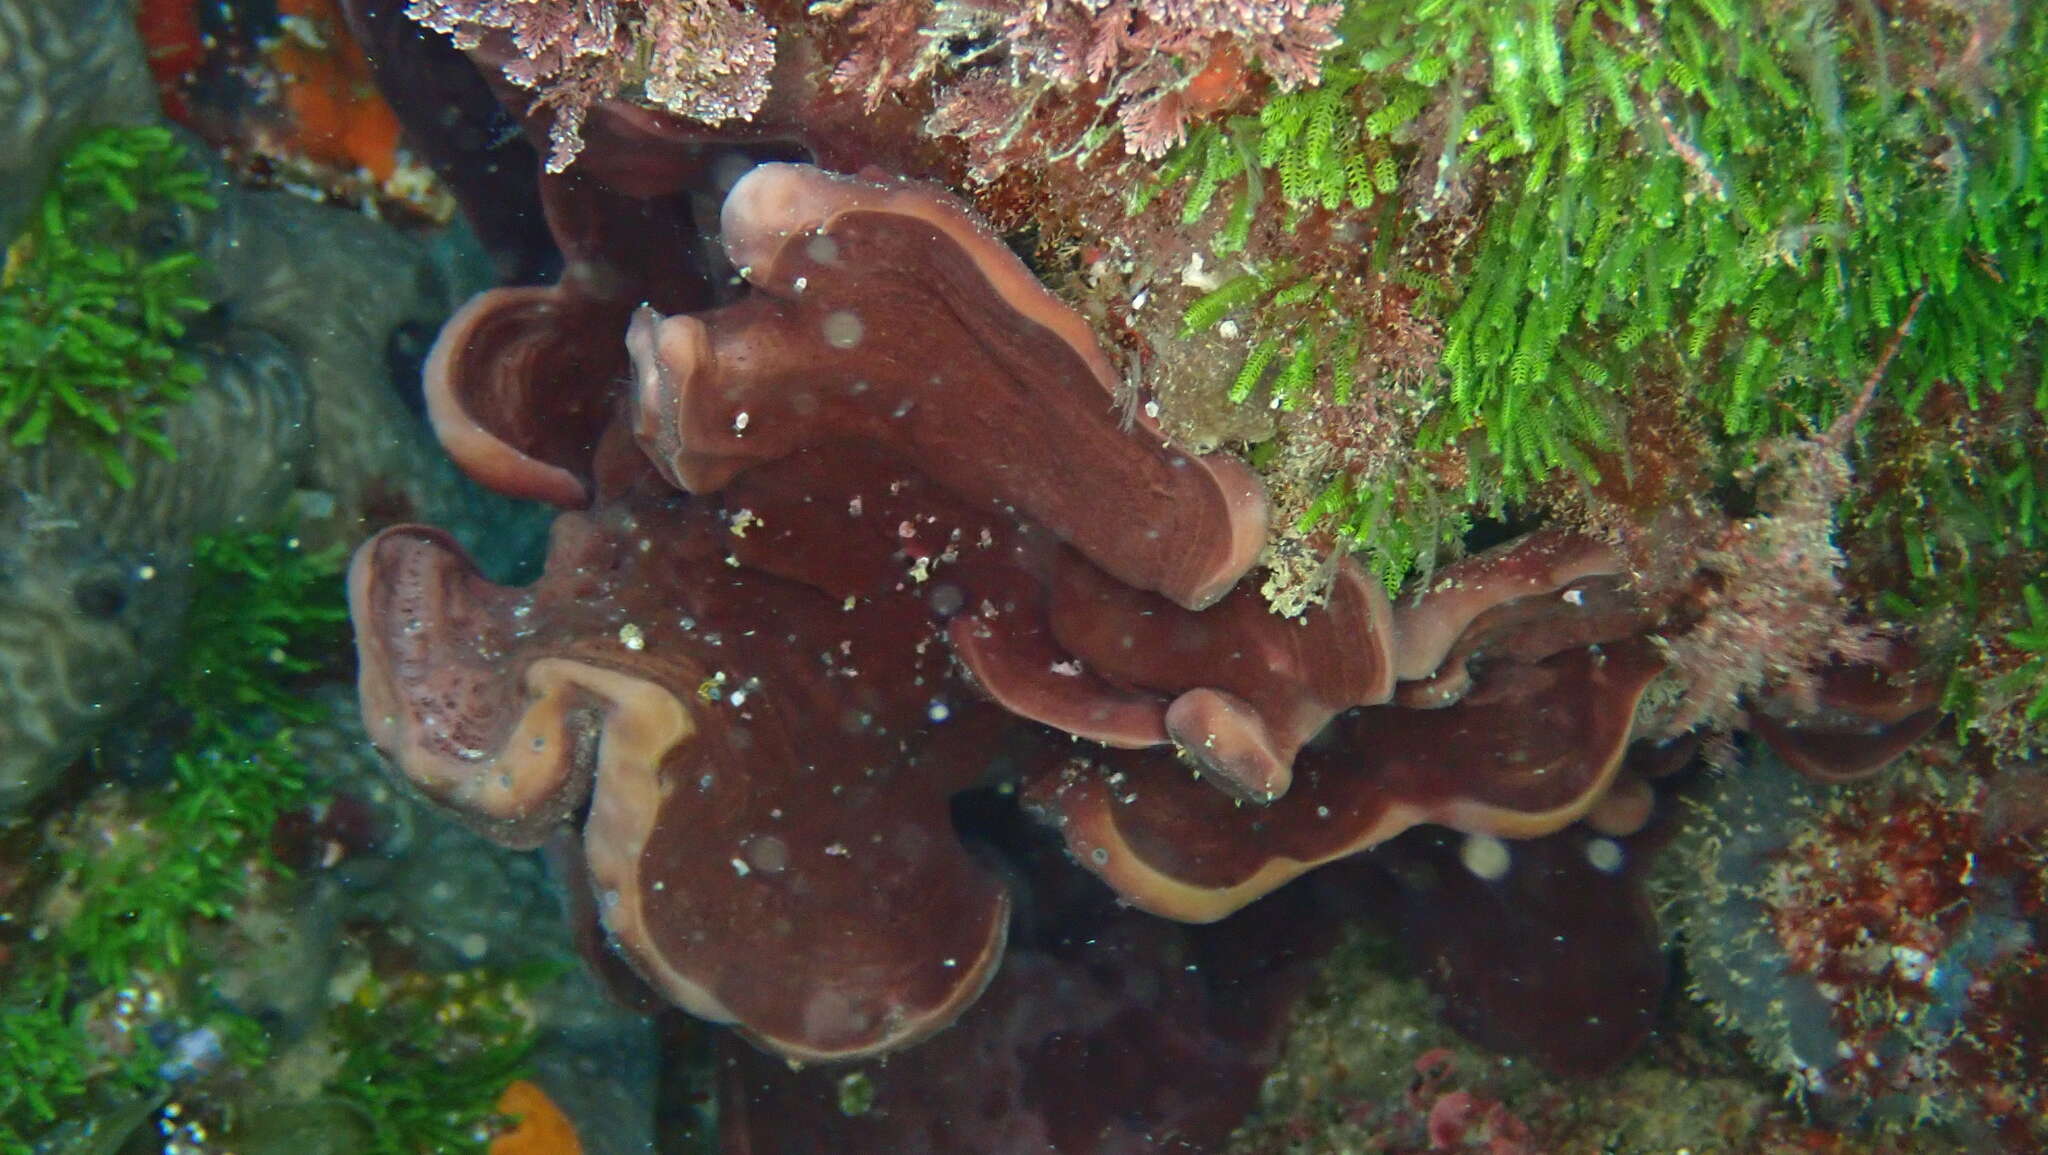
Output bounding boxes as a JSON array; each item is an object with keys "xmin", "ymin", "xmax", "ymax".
[{"xmin": 8, "ymin": 1, "xmax": 2048, "ymax": 1152}]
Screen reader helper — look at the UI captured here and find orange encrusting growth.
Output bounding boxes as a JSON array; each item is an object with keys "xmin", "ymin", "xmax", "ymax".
[
  {"xmin": 137, "ymin": 0, "xmax": 205, "ymax": 122},
  {"xmin": 1182, "ymin": 42, "xmax": 1249, "ymax": 117},
  {"xmin": 135, "ymin": 0, "xmax": 405, "ymax": 181},
  {"xmin": 270, "ymin": 0, "xmax": 404, "ymax": 181},
  {"xmin": 490, "ymin": 1080, "xmax": 584, "ymax": 1155}
]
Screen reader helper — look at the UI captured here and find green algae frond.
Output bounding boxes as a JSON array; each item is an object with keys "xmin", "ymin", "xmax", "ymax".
[
  {"xmin": 0, "ymin": 125, "xmax": 216, "ymax": 487},
  {"xmin": 1153, "ymin": 0, "xmax": 2048, "ymax": 600},
  {"xmin": 2, "ymin": 526, "xmax": 548, "ymax": 1153},
  {"xmin": 0, "ymin": 529, "xmax": 342, "ymax": 1150},
  {"xmin": 326, "ymin": 968, "xmax": 553, "ymax": 1155}
]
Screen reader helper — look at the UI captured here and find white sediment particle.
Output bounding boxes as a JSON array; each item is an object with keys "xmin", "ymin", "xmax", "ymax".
[
  {"xmin": 1585, "ymin": 837, "xmax": 1624, "ymax": 873},
  {"xmin": 823, "ymin": 309, "xmax": 863, "ymax": 349},
  {"xmin": 1891, "ymin": 944, "xmax": 1934, "ymax": 984},
  {"xmin": 1460, "ymin": 833, "xmax": 1511, "ymax": 881}
]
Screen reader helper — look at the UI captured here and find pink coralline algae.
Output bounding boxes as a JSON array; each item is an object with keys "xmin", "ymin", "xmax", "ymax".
[
  {"xmin": 403, "ymin": 0, "xmax": 774, "ymax": 169},
  {"xmin": 1678, "ymin": 748, "xmax": 2046, "ymax": 1147},
  {"xmin": 821, "ymin": 0, "xmax": 1338, "ymax": 169}
]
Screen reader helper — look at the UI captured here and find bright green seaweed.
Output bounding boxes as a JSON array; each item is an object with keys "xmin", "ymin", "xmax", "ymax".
[
  {"xmin": 0, "ymin": 125, "xmax": 216, "ymax": 487},
  {"xmin": 1154, "ymin": 1, "xmax": 2048, "ymax": 595},
  {"xmin": 1140, "ymin": 0, "xmax": 2047, "ymax": 745},
  {"xmin": 0, "ymin": 530, "xmax": 535, "ymax": 1154}
]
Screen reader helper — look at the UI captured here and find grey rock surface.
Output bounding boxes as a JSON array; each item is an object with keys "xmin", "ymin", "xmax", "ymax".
[
  {"xmin": 0, "ymin": 0, "xmax": 156, "ymax": 240},
  {"xmin": 0, "ymin": 151, "xmax": 542, "ymax": 816},
  {"xmin": 208, "ymin": 688, "xmax": 661, "ymax": 1154}
]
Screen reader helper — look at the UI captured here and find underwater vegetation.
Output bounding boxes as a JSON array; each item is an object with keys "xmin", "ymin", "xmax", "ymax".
[
  {"xmin": 0, "ymin": 126, "xmax": 214, "ymax": 487},
  {"xmin": 350, "ymin": 0, "xmax": 2046, "ymax": 1145},
  {"xmin": 0, "ymin": 40, "xmax": 573, "ymax": 1155},
  {"xmin": 1086, "ymin": 0, "xmax": 2048, "ymax": 599},
  {"xmin": 1678, "ymin": 748, "xmax": 2047, "ymax": 1142},
  {"xmin": 0, "ymin": 94, "xmax": 542, "ymax": 818},
  {"xmin": 6, "ymin": 0, "xmax": 2048, "ymax": 1151},
  {"xmin": 0, "ymin": 527, "xmax": 545, "ymax": 1154}
]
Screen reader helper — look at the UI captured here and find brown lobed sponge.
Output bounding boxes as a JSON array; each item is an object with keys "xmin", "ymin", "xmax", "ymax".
[{"xmin": 353, "ymin": 158, "xmax": 1943, "ymax": 1064}]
